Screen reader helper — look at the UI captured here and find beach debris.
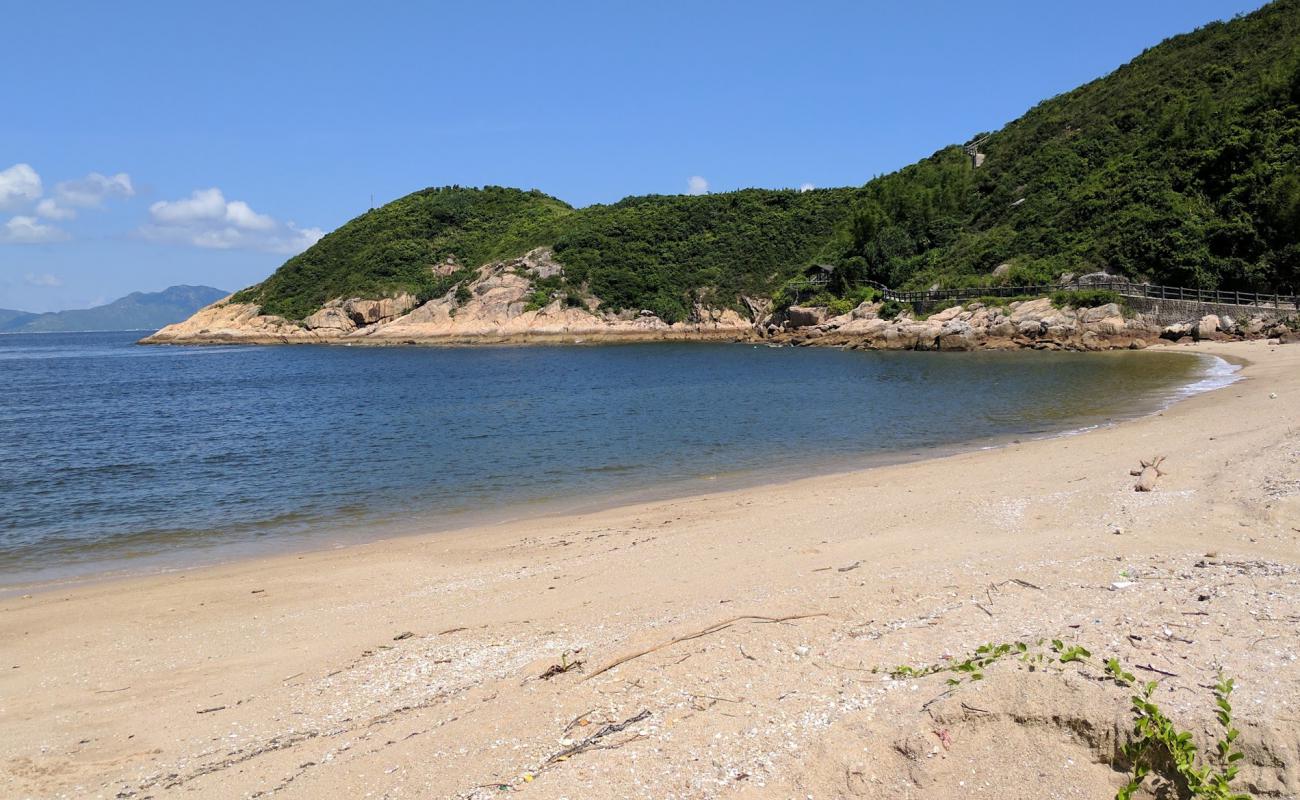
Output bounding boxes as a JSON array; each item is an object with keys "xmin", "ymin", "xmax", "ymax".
[
  {"xmin": 539, "ymin": 650, "xmax": 584, "ymax": 680},
  {"xmin": 1130, "ymin": 455, "xmax": 1167, "ymax": 491},
  {"xmin": 837, "ymin": 560, "xmax": 863, "ymax": 572},
  {"xmin": 544, "ymin": 709, "xmax": 650, "ymax": 765},
  {"xmin": 584, "ymin": 613, "xmax": 827, "ymax": 681},
  {"xmin": 562, "ymin": 709, "xmax": 596, "ymax": 736},
  {"xmin": 933, "ymin": 728, "xmax": 953, "ymax": 750},
  {"xmin": 1110, "ymin": 581, "xmax": 1135, "ymax": 590},
  {"xmin": 195, "ymin": 705, "xmax": 226, "ymax": 714},
  {"xmin": 392, "ymin": 631, "xmax": 415, "ymax": 641},
  {"xmin": 250, "ymin": 588, "xmax": 265, "ymax": 594},
  {"xmin": 438, "ymin": 626, "xmax": 469, "ymax": 636},
  {"xmin": 1134, "ymin": 663, "xmax": 1179, "ymax": 677},
  {"xmin": 989, "ymin": 578, "xmax": 1042, "ymax": 593}
]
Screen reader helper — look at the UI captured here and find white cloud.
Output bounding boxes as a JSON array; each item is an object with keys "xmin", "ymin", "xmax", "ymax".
[
  {"xmin": 2, "ymin": 215, "xmax": 68, "ymax": 244},
  {"xmin": 224, "ymin": 200, "xmax": 276, "ymax": 231},
  {"xmin": 686, "ymin": 175, "xmax": 709, "ymax": 196},
  {"xmin": 142, "ymin": 187, "xmax": 322, "ymax": 254},
  {"xmin": 55, "ymin": 172, "xmax": 134, "ymax": 208},
  {"xmin": 799, "ymin": 182, "xmax": 815, "ymax": 193},
  {"xmin": 24, "ymin": 272, "xmax": 64, "ymax": 287},
  {"xmin": 149, "ymin": 187, "xmax": 227, "ymax": 224},
  {"xmin": 2, "ymin": 167, "xmax": 134, "ymax": 227},
  {"xmin": 36, "ymin": 198, "xmax": 77, "ymax": 220},
  {"xmin": 0, "ymin": 163, "xmax": 42, "ymax": 210}
]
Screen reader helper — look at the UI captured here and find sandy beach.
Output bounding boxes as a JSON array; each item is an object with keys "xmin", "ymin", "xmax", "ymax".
[{"xmin": 2, "ymin": 339, "xmax": 1298, "ymax": 799}]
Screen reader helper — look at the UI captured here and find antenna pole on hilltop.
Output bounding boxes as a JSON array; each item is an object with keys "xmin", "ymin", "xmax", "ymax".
[{"xmin": 370, "ymin": 193, "xmax": 374, "ymax": 210}]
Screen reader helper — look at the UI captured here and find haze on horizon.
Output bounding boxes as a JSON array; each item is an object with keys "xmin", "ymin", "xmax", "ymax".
[{"xmin": 1, "ymin": 0, "xmax": 1265, "ymax": 312}]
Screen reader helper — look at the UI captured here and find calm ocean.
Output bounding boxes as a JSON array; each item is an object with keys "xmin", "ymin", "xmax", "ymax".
[{"xmin": 0, "ymin": 331, "xmax": 1232, "ymax": 589}]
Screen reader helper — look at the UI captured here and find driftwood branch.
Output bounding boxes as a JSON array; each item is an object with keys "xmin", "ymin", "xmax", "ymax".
[
  {"xmin": 544, "ymin": 709, "xmax": 651, "ymax": 765},
  {"xmin": 583, "ymin": 613, "xmax": 827, "ymax": 681},
  {"xmin": 1131, "ymin": 455, "xmax": 1167, "ymax": 492}
]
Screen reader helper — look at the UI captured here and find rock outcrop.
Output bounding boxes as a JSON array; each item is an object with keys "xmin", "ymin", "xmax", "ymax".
[
  {"xmin": 142, "ymin": 249, "xmax": 754, "ymax": 346},
  {"xmin": 762, "ymin": 297, "xmax": 1286, "ymax": 352},
  {"xmin": 141, "ymin": 248, "xmax": 1299, "ymax": 350}
]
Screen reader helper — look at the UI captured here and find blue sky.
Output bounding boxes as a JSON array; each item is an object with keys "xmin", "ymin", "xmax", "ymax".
[{"xmin": 0, "ymin": 0, "xmax": 1267, "ymax": 312}]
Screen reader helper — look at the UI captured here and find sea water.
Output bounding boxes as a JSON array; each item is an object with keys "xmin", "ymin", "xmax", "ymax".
[{"xmin": 0, "ymin": 331, "xmax": 1233, "ymax": 589}]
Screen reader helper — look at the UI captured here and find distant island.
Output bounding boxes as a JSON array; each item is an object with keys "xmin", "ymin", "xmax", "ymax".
[
  {"xmin": 2, "ymin": 285, "xmax": 227, "ymax": 333},
  {"xmin": 148, "ymin": 0, "xmax": 1300, "ymax": 348}
]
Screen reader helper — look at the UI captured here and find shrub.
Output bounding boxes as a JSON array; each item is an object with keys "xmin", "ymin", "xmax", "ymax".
[
  {"xmin": 523, "ymin": 290, "xmax": 552, "ymax": 312},
  {"xmin": 877, "ymin": 299, "xmax": 908, "ymax": 320},
  {"xmin": 918, "ymin": 299, "xmax": 959, "ymax": 319},
  {"xmin": 1051, "ymin": 289, "xmax": 1123, "ymax": 309},
  {"xmin": 975, "ymin": 294, "xmax": 1036, "ymax": 308}
]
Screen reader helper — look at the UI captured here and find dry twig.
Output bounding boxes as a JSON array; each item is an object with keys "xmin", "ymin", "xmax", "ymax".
[
  {"xmin": 544, "ymin": 709, "xmax": 650, "ymax": 765},
  {"xmin": 584, "ymin": 613, "xmax": 827, "ymax": 681}
]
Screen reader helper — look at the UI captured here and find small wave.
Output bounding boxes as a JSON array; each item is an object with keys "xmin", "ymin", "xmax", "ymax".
[{"xmin": 1171, "ymin": 355, "xmax": 1241, "ymax": 399}]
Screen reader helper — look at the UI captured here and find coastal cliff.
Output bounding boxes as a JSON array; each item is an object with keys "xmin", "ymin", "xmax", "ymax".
[
  {"xmin": 141, "ymin": 260, "xmax": 1299, "ymax": 350},
  {"xmin": 143, "ymin": 241, "xmax": 1299, "ymax": 349},
  {"xmin": 142, "ymin": 248, "xmax": 753, "ymax": 345}
]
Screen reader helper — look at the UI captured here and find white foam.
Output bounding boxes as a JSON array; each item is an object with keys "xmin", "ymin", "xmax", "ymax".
[{"xmin": 1171, "ymin": 354, "xmax": 1241, "ymax": 400}]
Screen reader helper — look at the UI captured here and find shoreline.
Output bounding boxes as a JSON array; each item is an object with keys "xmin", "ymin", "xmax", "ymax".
[
  {"xmin": 0, "ymin": 348, "xmax": 1236, "ymax": 598},
  {"xmin": 2, "ymin": 340, "xmax": 1296, "ymax": 799}
]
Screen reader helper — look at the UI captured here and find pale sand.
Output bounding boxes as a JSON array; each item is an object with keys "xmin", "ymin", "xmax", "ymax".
[{"xmin": 2, "ymin": 341, "xmax": 1298, "ymax": 800}]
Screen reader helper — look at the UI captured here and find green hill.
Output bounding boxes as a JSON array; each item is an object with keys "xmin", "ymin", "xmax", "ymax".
[
  {"xmin": 232, "ymin": 0, "xmax": 1300, "ymax": 323},
  {"xmin": 235, "ymin": 187, "xmax": 575, "ymax": 321},
  {"xmin": 843, "ymin": 0, "xmax": 1300, "ymax": 294}
]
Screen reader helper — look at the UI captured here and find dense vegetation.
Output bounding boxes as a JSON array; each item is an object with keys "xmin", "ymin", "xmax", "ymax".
[
  {"xmin": 233, "ymin": 187, "xmax": 574, "ymax": 320},
  {"xmin": 234, "ymin": 0, "xmax": 1300, "ymax": 322},
  {"xmin": 550, "ymin": 188, "xmax": 869, "ymax": 321},
  {"xmin": 832, "ymin": 0, "xmax": 1300, "ymax": 295}
]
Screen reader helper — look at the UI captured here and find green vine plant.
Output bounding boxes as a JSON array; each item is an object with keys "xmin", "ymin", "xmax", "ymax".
[
  {"xmin": 1117, "ymin": 674, "xmax": 1248, "ymax": 800},
  {"xmin": 882, "ymin": 641, "xmax": 1250, "ymax": 799}
]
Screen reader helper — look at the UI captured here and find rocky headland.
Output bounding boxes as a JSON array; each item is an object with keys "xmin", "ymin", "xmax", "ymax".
[
  {"xmin": 141, "ymin": 249, "xmax": 752, "ymax": 346},
  {"xmin": 768, "ymin": 297, "xmax": 1299, "ymax": 351},
  {"xmin": 143, "ymin": 248, "xmax": 1297, "ymax": 351}
]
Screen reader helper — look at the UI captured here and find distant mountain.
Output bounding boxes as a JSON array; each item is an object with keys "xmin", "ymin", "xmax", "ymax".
[
  {"xmin": 1, "ymin": 286, "xmax": 228, "ymax": 333},
  {"xmin": 0, "ymin": 308, "xmax": 38, "ymax": 329}
]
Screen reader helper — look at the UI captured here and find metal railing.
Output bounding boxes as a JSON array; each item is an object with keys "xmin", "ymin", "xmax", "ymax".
[{"xmin": 856, "ymin": 279, "xmax": 1300, "ymax": 312}]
